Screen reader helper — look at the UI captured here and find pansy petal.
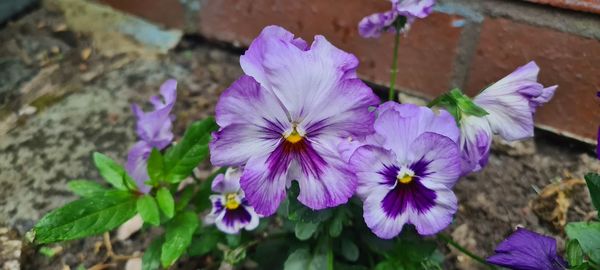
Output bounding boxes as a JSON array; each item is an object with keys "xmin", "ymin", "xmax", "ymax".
[
  {"xmin": 408, "ymin": 132, "xmax": 461, "ymax": 188},
  {"xmin": 350, "ymin": 145, "xmax": 397, "ymax": 200},
  {"xmin": 204, "ymin": 195, "xmax": 225, "ymax": 225},
  {"xmin": 210, "ymin": 124, "xmax": 280, "ymax": 166},
  {"xmin": 358, "ymin": 10, "xmax": 398, "ymax": 38},
  {"xmin": 407, "ymin": 184, "xmax": 457, "ymax": 235},
  {"xmin": 242, "ymin": 205, "xmax": 260, "ymax": 231},
  {"xmin": 125, "ymin": 141, "xmax": 153, "ymax": 193},
  {"xmin": 395, "ymin": 0, "xmax": 436, "ymax": 19},
  {"xmin": 362, "ymin": 187, "xmax": 409, "ymax": 239},
  {"xmin": 459, "ymin": 116, "xmax": 492, "ymax": 174},
  {"xmin": 216, "ymin": 206, "xmax": 254, "ymax": 234},
  {"xmin": 240, "ymin": 153, "xmax": 289, "ymax": 216},
  {"xmin": 211, "ymin": 167, "xmax": 242, "ymax": 194}
]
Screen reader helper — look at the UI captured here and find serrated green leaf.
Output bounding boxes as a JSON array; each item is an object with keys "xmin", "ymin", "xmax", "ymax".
[
  {"xmin": 161, "ymin": 211, "xmax": 199, "ymax": 267},
  {"xmin": 156, "ymin": 187, "xmax": 175, "ymax": 219},
  {"xmin": 93, "ymin": 152, "xmax": 137, "ymax": 191},
  {"xmin": 341, "ymin": 238, "xmax": 359, "ymax": 262},
  {"xmin": 147, "ymin": 148, "xmax": 164, "ymax": 185},
  {"xmin": 137, "ymin": 195, "xmax": 160, "ymax": 226},
  {"xmin": 566, "ymin": 222, "xmax": 600, "ymax": 263},
  {"xmin": 67, "ymin": 180, "xmax": 107, "ymax": 197},
  {"xmin": 295, "ymin": 222, "xmax": 319, "ymax": 240},
  {"xmin": 142, "ymin": 236, "xmax": 163, "ymax": 270},
  {"xmin": 567, "ymin": 239, "xmax": 584, "ymax": 267},
  {"xmin": 284, "ymin": 248, "xmax": 327, "ymax": 270},
  {"xmin": 163, "ymin": 118, "xmax": 218, "ymax": 183},
  {"xmin": 585, "ymin": 172, "xmax": 600, "ymax": 215},
  {"xmin": 33, "ymin": 190, "xmax": 137, "ymax": 244},
  {"xmin": 188, "ymin": 230, "xmax": 221, "ymax": 256}
]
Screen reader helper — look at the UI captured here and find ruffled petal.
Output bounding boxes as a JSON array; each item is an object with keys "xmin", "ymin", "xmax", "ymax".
[
  {"xmin": 395, "ymin": 0, "xmax": 436, "ymax": 19},
  {"xmin": 406, "ymin": 183, "xmax": 457, "ymax": 235},
  {"xmin": 125, "ymin": 141, "xmax": 153, "ymax": 193},
  {"xmin": 210, "ymin": 123, "xmax": 281, "ymax": 166},
  {"xmin": 240, "ymin": 153, "xmax": 289, "ymax": 216},
  {"xmin": 133, "ymin": 80, "xmax": 177, "ymax": 149},
  {"xmin": 350, "ymin": 145, "xmax": 398, "ymax": 200},
  {"xmin": 358, "ymin": 10, "xmax": 398, "ymax": 38},
  {"xmin": 459, "ymin": 116, "xmax": 493, "ymax": 174},
  {"xmin": 204, "ymin": 195, "xmax": 225, "ymax": 225},
  {"xmin": 211, "ymin": 167, "xmax": 242, "ymax": 194},
  {"xmin": 374, "ymin": 103, "xmax": 459, "ymax": 162},
  {"xmin": 362, "ymin": 186, "xmax": 409, "ymax": 239},
  {"xmin": 408, "ymin": 132, "xmax": 461, "ymax": 188}
]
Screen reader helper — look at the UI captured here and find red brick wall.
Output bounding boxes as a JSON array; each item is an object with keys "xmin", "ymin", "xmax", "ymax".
[{"xmin": 100, "ymin": 0, "xmax": 600, "ymax": 143}]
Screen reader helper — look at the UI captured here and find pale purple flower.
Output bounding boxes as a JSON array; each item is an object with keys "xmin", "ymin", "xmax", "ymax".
[
  {"xmin": 358, "ymin": 0, "xmax": 435, "ymax": 38},
  {"xmin": 205, "ymin": 168, "xmax": 260, "ymax": 234},
  {"xmin": 460, "ymin": 61, "xmax": 557, "ymax": 174},
  {"xmin": 125, "ymin": 79, "xmax": 177, "ymax": 193},
  {"xmin": 349, "ymin": 102, "xmax": 461, "ymax": 239},
  {"xmin": 487, "ymin": 228, "xmax": 568, "ymax": 270},
  {"xmin": 209, "ymin": 26, "xmax": 379, "ymax": 216}
]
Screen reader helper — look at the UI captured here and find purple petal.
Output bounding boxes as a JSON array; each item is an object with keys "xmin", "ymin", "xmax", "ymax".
[
  {"xmin": 358, "ymin": 10, "xmax": 398, "ymax": 38},
  {"xmin": 408, "ymin": 132, "xmax": 461, "ymax": 188},
  {"xmin": 487, "ymin": 228, "xmax": 567, "ymax": 270},
  {"xmin": 395, "ymin": 0, "xmax": 436, "ymax": 19},
  {"xmin": 240, "ymin": 153, "xmax": 289, "ymax": 216},
  {"xmin": 207, "ymin": 195, "xmax": 260, "ymax": 234},
  {"xmin": 351, "ymin": 145, "xmax": 398, "ymax": 200},
  {"xmin": 132, "ymin": 79, "xmax": 177, "ymax": 149},
  {"xmin": 407, "ymin": 184, "xmax": 457, "ymax": 235},
  {"xmin": 459, "ymin": 116, "xmax": 493, "ymax": 175},
  {"xmin": 125, "ymin": 141, "xmax": 153, "ymax": 193},
  {"xmin": 211, "ymin": 167, "xmax": 242, "ymax": 194}
]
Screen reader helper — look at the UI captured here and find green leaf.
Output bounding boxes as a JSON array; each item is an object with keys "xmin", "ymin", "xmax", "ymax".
[
  {"xmin": 329, "ymin": 208, "xmax": 349, "ymax": 238},
  {"xmin": 428, "ymin": 88, "xmax": 488, "ymax": 124},
  {"xmin": 161, "ymin": 211, "xmax": 199, "ymax": 267},
  {"xmin": 163, "ymin": 118, "xmax": 218, "ymax": 183},
  {"xmin": 295, "ymin": 222, "xmax": 319, "ymax": 240},
  {"xmin": 585, "ymin": 172, "xmax": 600, "ymax": 215},
  {"xmin": 67, "ymin": 180, "xmax": 106, "ymax": 197},
  {"xmin": 188, "ymin": 230, "xmax": 221, "ymax": 256},
  {"xmin": 374, "ymin": 261, "xmax": 396, "ymax": 270},
  {"xmin": 284, "ymin": 248, "xmax": 327, "ymax": 270},
  {"xmin": 567, "ymin": 239, "xmax": 584, "ymax": 267},
  {"xmin": 33, "ymin": 190, "xmax": 137, "ymax": 244},
  {"xmin": 566, "ymin": 222, "xmax": 600, "ymax": 263},
  {"xmin": 93, "ymin": 152, "xmax": 137, "ymax": 191},
  {"xmin": 175, "ymin": 185, "xmax": 195, "ymax": 212},
  {"xmin": 137, "ymin": 195, "xmax": 160, "ymax": 226},
  {"xmin": 142, "ymin": 236, "xmax": 163, "ymax": 270},
  {"xmin": 341, "ymin": 238, "xmax": 359, "ymax": 262},
  {"xmin": 147, "ymin": 148, "xmax": 164, "ymax": 185},
  {"xmin": 156, "ymin": 187, "xmax": 175, "ymax": 219}
]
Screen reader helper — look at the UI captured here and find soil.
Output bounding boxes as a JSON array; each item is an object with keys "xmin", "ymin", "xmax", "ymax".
[{"xmin": 0, "ymin": 5, "xmax": 598, "ymax": 270}]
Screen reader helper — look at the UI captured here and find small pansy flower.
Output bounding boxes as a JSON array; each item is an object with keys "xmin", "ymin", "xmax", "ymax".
[
  {"xmin": 487, "ymin": 228, "xmax": 568, "ymax": 270},
  {"xmin": 460, "ymin": 61, "xmax": 557, "ymax": 173},
  {"xmin": 210, "ymin": 26, "xmax": 380, "ymax": 216},
  {"xmin": 350, "ymin": 102, "xmax": 461, "ymax": 239},
  {"xmin": 205, "ymin": 168, "xmax": 260, "ymax": 234},
  {"xmin": 358, "ymin": 0, "xmax": 435, "ymax": 38},
  {"xmin": 125, "ymin": 79, "xmax": 177, "ymax": 193}
]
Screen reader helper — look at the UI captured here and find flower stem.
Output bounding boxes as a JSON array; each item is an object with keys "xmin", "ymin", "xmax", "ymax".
[
  {"xmin": 388, "ymin": 28, "xmax": 401, "ymax": 101},
  {"xmin": 437, "ymin": 233, "xmax": 497, "ymax": 269},
  {"xmin": 327, "ymin": 235, "xmax": 334, "ymax": 270}
]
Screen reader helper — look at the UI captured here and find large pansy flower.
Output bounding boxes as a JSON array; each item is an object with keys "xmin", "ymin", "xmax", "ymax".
[
  {"xmin": 460, "ymin": 61, "xmax": 557, "ymax": 173},
  {"xmin": 358, "ymin": 0, "xmax": 435, "ymax": 38},
  {"xmin": 487, "ymin": 228, "xmax": 567, "ymax": 270},
  {"xmin": 205, "ymin": 168, "xmax": 260, "ymax": 234},
  {"xmin": 210, "ymin": 26, "xmax": 379, "ymax": 216},
  {"xmin": 350, "ymin": 102, "xmax": 461, "ymax": 238},
  {"xmin": 125, "ymin": 79, "xmax": 177, "ymax": 193}
]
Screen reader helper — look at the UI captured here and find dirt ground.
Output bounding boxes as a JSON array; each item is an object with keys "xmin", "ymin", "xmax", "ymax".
[{"xmin": 0, "ymin": 5, "xmax": 598, "ymax": 270}]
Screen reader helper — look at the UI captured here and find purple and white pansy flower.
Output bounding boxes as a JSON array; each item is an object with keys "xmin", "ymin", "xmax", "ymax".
[
  {"xmin": 460, "ymin": 61, "xmax": 557, "ymax": 174},
  {"xmin": 205, "ymin": 168, "xmax": 260, "ymax": 234},
  {"xmin": 125, "ymin": 79, "xmax": 177, "ymax": 193},
  {"xmin": 350, "ymin": 102, "xmax": 461, "ymax": 239},
  {"xmin": 358, "ymin": 0, "xmax": 436, "ymax": 38},
  {"xmin": 209, "ymin": 25, "xmax": 380, "ymax": 216}
]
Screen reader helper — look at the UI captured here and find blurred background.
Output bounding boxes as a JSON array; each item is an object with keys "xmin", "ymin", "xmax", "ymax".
[{"xmin": 0, "ymin": 0, "xmax": 598, "ymax": 269}]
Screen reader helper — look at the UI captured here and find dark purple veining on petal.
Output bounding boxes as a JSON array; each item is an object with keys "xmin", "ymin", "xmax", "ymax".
[
  {"xmin": 213, "ymin": 200, "xmax": 225, "ymax": 214},
  {"xmin": 261, "ymin": 118, "xmax": 287, "ymax": 140},
  {"xmin": 222, "ymin": 206, "xmax": 252, "ymax": 227},
  {"xmin": 379, "ymin": 161, "xmax": 437, "ymax": 218},
  {"xmin": 266, "ymin": 137, "xmax": 327, "ymax": 180}
]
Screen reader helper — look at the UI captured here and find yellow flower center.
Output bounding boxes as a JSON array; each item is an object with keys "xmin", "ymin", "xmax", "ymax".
[
  {"xmin": 225, "ymin": 193, "xmax": 240, "ymax": 210},
  {"xmin": 286, "ymin": 128, "xmax": 303, "ymax": 144},
  {"xmin": 397, "ymin": 173, "xmax": 413, "ymax": 184}
]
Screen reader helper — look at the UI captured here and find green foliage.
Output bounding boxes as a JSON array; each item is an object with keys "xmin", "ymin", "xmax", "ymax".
[
  {"xmin": 163, "ymin": 118, "xmax": 218, "ymax": 183},
  {"xmin": 428, "ymin": 88, "xmax": 488, "ymax": 123},
  {"xmin": 161, "ymin": 211, "xmax": 199, "ymax": 267},
  {"xmin": 142, "ymin": 236, "xmax": 163, "ymax": 270},
  {"xmin": 374, "ymin": 228, "xmax": 443, "ymax": 270},
  {"xmin": 93, "ymin": 152, "xmax": 137, "ymax": 191},
  {"xmin": 147, "ymin": 148, "xmax": 164, "ymax": 186},
  {"xmin": 33, "ymin": 190, "xmax": 137, "ymax": 244},
  {"xmin": 566, "ymin": 222, "xmax": 600, "ymax": 263},
  {"xmin": 295, "ymin": 222, "xmax": 319, "ymax": 240},
  {"xmin": 287, "ymin": 182, "xmax": 333, "ymax": 223},
  {"xmin": 156, "ymin": 187, "xmax": 175, "ymax": 219},
  {"xmin": 284, "ymin": 248, "xmax": 327, "ymax": 270},
  {"xmin": 137, "ymin": 195, "xmax": 160, "ymax": 226},
  {"xmin": 328, "ymin": 208, "xmax": 350, "ymax": 238},
  {"xmin": 585, "ymin": 172, "xmax": 600, "ymax": 216},
  {"xmin": 67, "ymin": 180, "xmax": 106, "ymax": 197},
  {"xmin": 567, "ymin": 239, "xmax": 585, "ymax": 267},
  {"xmin": 188, "ymin": 228, "xmax": 222, "ymax": 257},
  {"xmin": 340, "ymin": 238, "xmax": 359, "ymax": 262}
]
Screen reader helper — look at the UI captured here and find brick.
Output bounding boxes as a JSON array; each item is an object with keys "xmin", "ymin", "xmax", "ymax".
[
  {"xmin": 197, "ymin": 0, "xmax": 464, "ymax": 98},
  {"xmin": 466, "ymin": 17, "xmax": 600, "ymax": 142},
  {"xmin": 99, "ymin": 0, "xmax": 185, "ymax": 29},
  {"xmin": 524, "ymin": 0, "xmax": 600, "ymax": 15}
]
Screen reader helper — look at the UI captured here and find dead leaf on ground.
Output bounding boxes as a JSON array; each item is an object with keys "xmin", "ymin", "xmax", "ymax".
[{"xmin": 531, "ymin": 175, "xmax": 586, "ymax": 231}]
